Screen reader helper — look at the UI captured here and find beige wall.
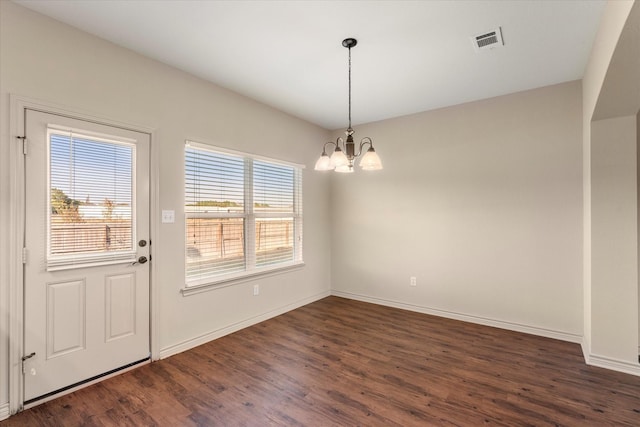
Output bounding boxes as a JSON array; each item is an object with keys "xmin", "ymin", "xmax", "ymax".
[
  {"xmin": 583, "ymin": 1, "xmax": 636, "ymax": 122},
  {"xmin": 0, "ymin": 1, "xmax": 332, "ymax": 410},
  {"xmin": 582, "ymin": 0, "xmax": 639, "ymax": 373},
  {"xmin": 330, "ymin": 81, "xmax": 584, "ymax": 340},
  {"xmin": 591, "ymin": 116, "xmax": 638, "ymax": 360},
  {"xmin": 581, "ymin": 0, "xmax": 637, "ymax": 358}
]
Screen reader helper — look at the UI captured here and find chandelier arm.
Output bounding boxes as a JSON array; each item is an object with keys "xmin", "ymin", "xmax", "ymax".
[
  {"xmin": 355, "ymin": 137, "xmax": 374, "ymax": 157},
  {"xmin": 321, "ymin": 137, "xmax": 346, "ymax": 153},
  {"xmin": 322, "ymin": 141, "xmax": 337, "ymax": 154}
]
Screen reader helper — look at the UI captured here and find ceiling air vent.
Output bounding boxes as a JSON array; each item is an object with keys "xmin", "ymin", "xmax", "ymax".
[{"xmin": 471, "ymin": 27, "xmax": 504, "ymax": 52}]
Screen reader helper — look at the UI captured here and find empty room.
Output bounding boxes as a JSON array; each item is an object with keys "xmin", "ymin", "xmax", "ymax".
[{"xmin": 1, "ymin": 0, "xmax": 640, "ymax": 425}]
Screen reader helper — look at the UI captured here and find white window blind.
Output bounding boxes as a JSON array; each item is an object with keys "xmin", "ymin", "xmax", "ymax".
[
  {"xmin": 48, "ymin": 128, "xmax": 136, "ymax": 270},
  {"xmin": 254, "ymin": 160, "xmax": 301, "ymax": 267},
  {"xmin": 185, "ymin": 141, "xmax": 303, "ymax": 287},
  {"xmin": 185, "ymin": 148, "xmax": 246, "ymax": 280}
]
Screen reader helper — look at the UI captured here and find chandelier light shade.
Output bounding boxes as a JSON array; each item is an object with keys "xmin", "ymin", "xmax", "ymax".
[
  {"xmin": 359, "ymin": 146, "xmax": 383, "ymax": 170},
  {"xmin": 314, "ymin": 38, "xmax": 383, "ymax": 173}
]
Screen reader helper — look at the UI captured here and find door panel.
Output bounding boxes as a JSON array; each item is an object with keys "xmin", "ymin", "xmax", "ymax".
[
  {"xmin": 46, "ymin": 279, "xmax": 86, "ymax": 358},
  {"xmin": 105, "ymin": 272, "xmax": 137, "ymax": 342},
  {"xmin": 23, "ymin": 109, "xmax": 150, "ymax": 402}
]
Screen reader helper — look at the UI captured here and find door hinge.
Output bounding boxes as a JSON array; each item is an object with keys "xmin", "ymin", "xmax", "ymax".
[
  {"xmin": 17, "ymin": 136, "xmax": 27, "ymax": 154},
  {"xmin": 22, "ymin": 247, "xmax": 28, "ymax": 264}
]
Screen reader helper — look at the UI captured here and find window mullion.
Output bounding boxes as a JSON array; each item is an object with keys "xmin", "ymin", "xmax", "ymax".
[{"xmin": 245, "ymin": 158, "xmax": 256, "ymax": 271}]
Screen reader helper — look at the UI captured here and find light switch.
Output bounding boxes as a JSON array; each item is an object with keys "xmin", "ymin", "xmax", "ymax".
[{"xmin": 162, "ymin": 210, "xmax": 175, "ymax": 223}]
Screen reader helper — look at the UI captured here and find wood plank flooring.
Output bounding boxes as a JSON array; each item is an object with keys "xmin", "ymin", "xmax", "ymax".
[{"xmin": 3, "ymin": 296, "xmax": 640, "ymax": 426}]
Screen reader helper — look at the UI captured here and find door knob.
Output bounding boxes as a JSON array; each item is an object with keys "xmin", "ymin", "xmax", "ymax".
[{"xmin": 131, "ymin": 256, "xmax": 148, "ymax": 266}]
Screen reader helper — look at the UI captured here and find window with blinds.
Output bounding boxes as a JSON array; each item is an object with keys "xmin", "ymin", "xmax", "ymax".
[
  {"xmin": 254, "ymin": 160, "xmax": 298, "ymax": 267},
  {"xmin": 185, "ymin": 141, "xmax": 303, "ymax": 287},
  {"xmin": 48, "ymin": 128, "xmax": 136, "ymax": 270}
]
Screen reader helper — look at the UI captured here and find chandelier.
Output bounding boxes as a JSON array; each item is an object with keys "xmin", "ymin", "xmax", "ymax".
[{"xmin": 314, "ymin": 38, "xmax": 383, "ymax": 173}]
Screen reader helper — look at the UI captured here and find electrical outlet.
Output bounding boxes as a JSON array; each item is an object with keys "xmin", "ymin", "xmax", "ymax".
[
  {"xmin": 410, "ymin": 276, "xmax": 417, "ymax": 286},
  {"xmin": 253, "ymin": 284, "xmax": 260, "ymax": 296}
]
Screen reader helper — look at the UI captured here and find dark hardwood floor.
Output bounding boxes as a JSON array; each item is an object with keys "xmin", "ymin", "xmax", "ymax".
[{"xmin": 3, "ymin": 296, "xmax": 640, "ymax": 426}]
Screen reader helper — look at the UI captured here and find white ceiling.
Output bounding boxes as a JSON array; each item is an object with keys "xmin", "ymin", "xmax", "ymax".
[{"xmin": 14, "ymin": 0, "xmax": 606, "ymax": 130}]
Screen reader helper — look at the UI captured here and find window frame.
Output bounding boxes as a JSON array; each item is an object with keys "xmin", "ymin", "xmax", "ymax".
[{"xmin": 183, "ymin": 140, "xmax": 304, "ymax": 293}]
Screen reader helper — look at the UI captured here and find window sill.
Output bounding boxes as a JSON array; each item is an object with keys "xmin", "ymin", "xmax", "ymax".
[{"xmin": 180, "ymin": 262, "xmax": 305, "ymax": 297}]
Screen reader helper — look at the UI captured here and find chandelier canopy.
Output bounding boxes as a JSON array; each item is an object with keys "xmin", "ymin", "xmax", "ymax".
[{"xmin": 314, "ymin": 38, "xmax": 383, "ymax": 173}]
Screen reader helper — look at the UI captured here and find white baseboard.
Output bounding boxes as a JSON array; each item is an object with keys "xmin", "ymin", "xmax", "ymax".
[
  {"xmin": 581, "ymin": 339, "xmax": 590, "ymax": 362},
  {"xmin": 331, "ymin": 290, "xmax": 583, "ymax": 344},
  {"xmin": 159, "ymin": 290, "xmax": 331, "ymax": 359},
  {"xmin": 586, "ymin": 353, "xmax": 640, "ymax": 377},
  {"xmin": 0, "ymin": 402, "xmax": 9, "ymax": 421}
]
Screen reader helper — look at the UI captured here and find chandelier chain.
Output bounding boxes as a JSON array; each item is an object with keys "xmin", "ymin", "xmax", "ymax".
[{"xmin": 348, "ymin": 45, "xmax": 352, "ymax": 130}]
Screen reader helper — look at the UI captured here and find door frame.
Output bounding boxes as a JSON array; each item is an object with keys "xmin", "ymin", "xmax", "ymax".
[{"xmin": 8, "ymin": 94, "xmax": 160, "ymax": 414}]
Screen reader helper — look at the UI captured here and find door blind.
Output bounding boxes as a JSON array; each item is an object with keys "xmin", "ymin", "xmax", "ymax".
[{"xmin": 48, "ymin": 129, "xmax": 136, "ymax": 269}]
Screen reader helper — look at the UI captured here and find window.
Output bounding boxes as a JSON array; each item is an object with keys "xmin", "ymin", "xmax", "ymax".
[
  {"xmin": 48, "ymin": 127, "xmax": 136, "ymax": 270},
  {"xmin": 185, "ymin": 141, "xmax": 303, "ymax": 287}
]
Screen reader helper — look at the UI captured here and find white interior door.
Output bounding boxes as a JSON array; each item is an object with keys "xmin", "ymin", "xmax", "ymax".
[{"xmin": 23, "ymin": 109, "xmax": 150, "ymax": 403}]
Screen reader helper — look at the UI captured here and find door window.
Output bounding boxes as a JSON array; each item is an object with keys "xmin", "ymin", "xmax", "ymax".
[{"xmin": 47, "ymin": 128, "xmax": 136, "ymax": 270}]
